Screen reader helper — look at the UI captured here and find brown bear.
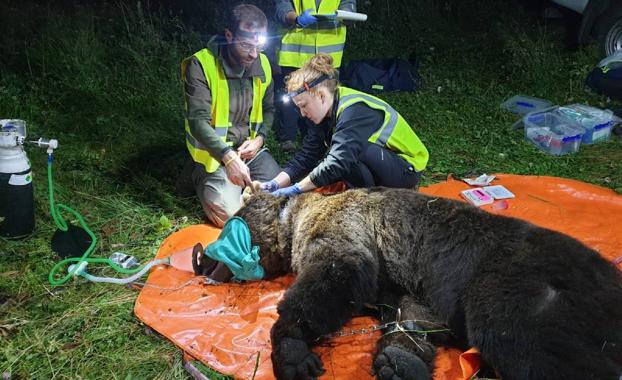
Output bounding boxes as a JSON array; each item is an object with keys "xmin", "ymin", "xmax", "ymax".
[{"xmin": 214, "ymin": 187, "xmax": 622, "ymax": 380}]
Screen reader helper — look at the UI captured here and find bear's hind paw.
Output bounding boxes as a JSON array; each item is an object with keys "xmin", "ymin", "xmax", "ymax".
[
  {"xmin": 273, "ymin": 337, "xmax": 325, "ymax": 380},
  {"xmin": 373, "ymin": 345, "xmax": 430, "ymax": 380}
]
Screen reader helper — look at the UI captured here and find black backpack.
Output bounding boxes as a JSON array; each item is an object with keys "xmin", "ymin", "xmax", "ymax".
[
  {"xmin": 340, "ymin": 58, "xmax": 420, "ymax": 94},
  {"xmin": 586, "ymin": 53, "xmax": 622, "ymax": 100}
]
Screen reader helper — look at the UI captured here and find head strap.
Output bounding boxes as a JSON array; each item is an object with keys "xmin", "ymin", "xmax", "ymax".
[
  {"xmin": 285, "ymin": 74, "xmax": 331, "ymax": 100},
  {"xmin": 233, "ymin": 29, "xmax": 268, "ymax": 45}
]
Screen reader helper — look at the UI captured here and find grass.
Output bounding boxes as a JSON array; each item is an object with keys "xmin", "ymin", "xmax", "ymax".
[{"xmin": 1, "ymin": 0, "xmax": 621, "ymax": 379}]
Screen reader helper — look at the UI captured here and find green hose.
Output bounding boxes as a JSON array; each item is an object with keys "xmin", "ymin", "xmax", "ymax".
[{"xmin": 47, "ymin": 153, "xmax": 145, "ymax": 285}]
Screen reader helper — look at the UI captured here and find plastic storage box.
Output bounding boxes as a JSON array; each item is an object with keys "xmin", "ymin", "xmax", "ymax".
[
  {"xmin": 501, "ymin": 95, "xmax": 554, "ymax": 115},
  {"xmin": 557, "ymin": 104, "xmax": 614, "ymax": 144},
  {"xmin": 523, "ymin": 111, "xmax": 585, "ymax": 155}
]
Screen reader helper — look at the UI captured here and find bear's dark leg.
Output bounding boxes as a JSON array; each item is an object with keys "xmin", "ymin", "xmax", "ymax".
[
  {"xmin": 270, "ymin": 250, "xmax": 379, "ymax": 380},
  {"xmin": 374, "ymin": 294, "xmax": 455, "ymax": 380}
]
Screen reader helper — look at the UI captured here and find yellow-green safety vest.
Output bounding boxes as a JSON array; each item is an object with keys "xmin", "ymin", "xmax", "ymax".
[
  {"xmin": 181, "ymin": 48, "xmax": 272, "ymax": 173},
  {"xmin": 278, "ymin": 0, "xmax": 346, "ymax": 68},
  {"xmin": 336, "ymin": 86, "xmax": 429, "ymax": 171}
]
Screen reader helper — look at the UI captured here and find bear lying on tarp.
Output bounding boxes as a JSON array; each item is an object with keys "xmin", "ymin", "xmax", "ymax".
[{"xmin": 205, "ymin": 188, "xmax": 622, "ymax": 380}]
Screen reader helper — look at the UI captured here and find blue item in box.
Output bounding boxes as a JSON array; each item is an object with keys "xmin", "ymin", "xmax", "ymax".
[
  {"xmin": 523, "ymin": 111, "xmax": 585, "ymax": 155},
  {"xmin": 583, "ymin": 121, "xmax": 613, "ymax": 144},
  {"xmin": 557, "ymin": 104, "xmax": 614, "ymax": 144}
]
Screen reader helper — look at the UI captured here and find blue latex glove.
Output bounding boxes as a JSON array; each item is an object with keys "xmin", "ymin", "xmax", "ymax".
[
  {"xmin": 260, "ymin": 179, "xmax": 279, "ymax": 193},
  {"xmin": 296, "ymin": 9, "xmax": 318, "ymax": 28},
  {"xmin": 272, "ymin": 183, "xmax": 302, "ymax": 197}
]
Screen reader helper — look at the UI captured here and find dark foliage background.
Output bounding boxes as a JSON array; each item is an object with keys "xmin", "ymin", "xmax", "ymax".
[{"xmin": 0, "ymin": 0, "xmax": 620, "ymax": 378}]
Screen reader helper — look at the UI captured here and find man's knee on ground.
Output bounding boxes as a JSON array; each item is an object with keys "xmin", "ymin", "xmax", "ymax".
[
  {"xmin": 202, "ymin": 201, "xmax": 238, "ymax": 228},
  {"xmin": 194, "ymin": 168, "xmax": 243, "ymax": 227}
]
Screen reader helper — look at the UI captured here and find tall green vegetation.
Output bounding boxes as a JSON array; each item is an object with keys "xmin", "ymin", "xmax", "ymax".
[{"xmin": 0, "ymin": 0, "xmax": 620, "ymax": 379}]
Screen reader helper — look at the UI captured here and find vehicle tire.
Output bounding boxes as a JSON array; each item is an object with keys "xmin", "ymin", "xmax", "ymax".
[{"xmin": 596, "ymin": 4, "xmax": 622, "ymax": 57}]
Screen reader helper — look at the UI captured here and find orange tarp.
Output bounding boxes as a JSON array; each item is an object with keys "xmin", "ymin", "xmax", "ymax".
[{"xmin": 134, "ymin": 175, "xmax": 622, "ymax": 379}]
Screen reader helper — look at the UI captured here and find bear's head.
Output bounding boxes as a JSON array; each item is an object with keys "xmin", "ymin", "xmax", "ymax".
[{"xmin": 235, "ymin": 192, "xmax": 293, "ymax": 278}]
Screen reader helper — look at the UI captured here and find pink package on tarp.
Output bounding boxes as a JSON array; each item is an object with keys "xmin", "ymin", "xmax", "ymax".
[
  {"xmin": 461, "ymin": 185, "xmax": 515, "ymax": 206},
  {"xmin": 461, "ymin": 188, "xmax": 494, "ymax": 206}
]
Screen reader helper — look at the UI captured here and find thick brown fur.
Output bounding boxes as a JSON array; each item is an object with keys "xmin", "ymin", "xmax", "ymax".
[{"xmin": 234, "ymin": 188, "xmax": 622, "ymax": 380}]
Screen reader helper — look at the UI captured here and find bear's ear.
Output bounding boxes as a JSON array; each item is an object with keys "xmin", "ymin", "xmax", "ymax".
[{"xmin": 241, "ymin": 181, "xmax": 262, "ymax": 205}]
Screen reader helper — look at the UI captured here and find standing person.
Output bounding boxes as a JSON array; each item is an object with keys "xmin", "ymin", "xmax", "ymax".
[
  {"xmin": 181, "ymin": 4, "xmax": 281, "ymax": 227},
  {"xmin": 261, "ymin": 54, "xmax": 429, "ymax": 196},
  {"xmin": 275, "ymin": 0, "xmax": 357, "ymax": 152}
]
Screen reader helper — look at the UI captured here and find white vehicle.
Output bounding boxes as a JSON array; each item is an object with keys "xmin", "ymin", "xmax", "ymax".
[{"xmin": 551, "ymin": 0, "xmax": 622, "ymax": 56}]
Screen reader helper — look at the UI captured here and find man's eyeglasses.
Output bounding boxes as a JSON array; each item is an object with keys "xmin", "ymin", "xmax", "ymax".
[
  {"xmin": 232, "ymin": 31, "xmax": 267, "ymax": 53},
  {"xmin": 235, "ymin": 38, "xmax": 266, "ymax": 53}
]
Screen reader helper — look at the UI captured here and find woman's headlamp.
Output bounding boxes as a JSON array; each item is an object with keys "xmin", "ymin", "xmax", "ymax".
[{"xmin": 282, "ymin": 74, "xmax": 331, "ymax": 103}]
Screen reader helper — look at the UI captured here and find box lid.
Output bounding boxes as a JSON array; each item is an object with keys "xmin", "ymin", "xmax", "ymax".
[{"xmin": 501, "ymin": 95, "xmax": 554, "ymax": 115}]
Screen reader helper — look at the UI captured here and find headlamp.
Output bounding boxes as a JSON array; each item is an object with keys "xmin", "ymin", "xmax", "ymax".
[
  {"xmin": 282, "ymin": 74, "xmax": 331, "ymax": 103},
  {"xmin": 236, "ymin": 29, "xmax": 268, "ymax": 45}
]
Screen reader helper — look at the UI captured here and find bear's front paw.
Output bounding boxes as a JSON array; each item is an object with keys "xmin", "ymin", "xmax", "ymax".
[
  {"xmin": 272, "ymin": 336, "xmax": 325, "ymax": 380},
  {"xmin": 373, "ymin": 345, "xmax": 430, "ymax": 380}
]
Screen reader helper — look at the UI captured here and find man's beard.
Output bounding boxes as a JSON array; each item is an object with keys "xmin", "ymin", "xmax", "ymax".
[{"xmin": 227, "ymin": 45, "xmax": 254, "ymax": 70}]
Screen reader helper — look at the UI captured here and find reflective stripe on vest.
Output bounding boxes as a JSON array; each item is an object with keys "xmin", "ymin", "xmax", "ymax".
[
  {"xmin": 278, "ymin": 0, "xmax": 346, "ymax": 68},
  {"xmin": 181, "ymin": 49, "xmax": 272, "ymax": 173},
  {"xmin": 336, "ymin": 86, "xmax": 429, "ymax": 171}
]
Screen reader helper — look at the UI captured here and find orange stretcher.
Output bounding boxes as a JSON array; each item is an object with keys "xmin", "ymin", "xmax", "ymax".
[{"xmin": 134, "ymin": 174, "xmax": 622, "ymax": 380}]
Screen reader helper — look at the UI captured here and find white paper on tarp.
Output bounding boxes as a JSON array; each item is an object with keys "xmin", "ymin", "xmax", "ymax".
[
  {"xmin": 482, "ymin": 185, "xmax": 515, "ymax": 199},
  {"xmin": 463, "ymin": 174, "xmax": 495, "ymax": 186}
]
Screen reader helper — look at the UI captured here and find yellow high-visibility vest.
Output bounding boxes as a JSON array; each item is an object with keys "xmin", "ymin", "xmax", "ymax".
[
  {"xmin": 278, "ymin": 0, "xmax": 346, "ymax": 68},
  {"xmin": 181, "ymin": 48, "xmax": 272, "ymax": 173},
  {"xmin": 336, "ymin": 86, "xmax": 429, "ymax": 171}
]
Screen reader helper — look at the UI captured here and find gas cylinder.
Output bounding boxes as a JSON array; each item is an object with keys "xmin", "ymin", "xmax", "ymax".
[{"xmin": 0, "ymin": 119, "xmax": 35, "ymax": 239}]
